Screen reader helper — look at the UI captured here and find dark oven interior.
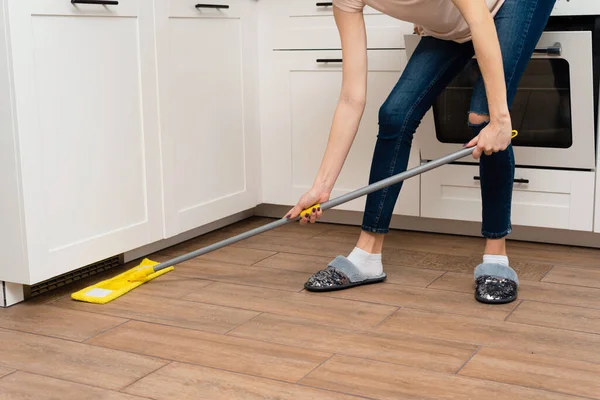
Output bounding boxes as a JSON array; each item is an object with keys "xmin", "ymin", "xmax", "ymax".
[{"xmin": 430, "ymin": 15, "xmax": 599, "ymax": 151}]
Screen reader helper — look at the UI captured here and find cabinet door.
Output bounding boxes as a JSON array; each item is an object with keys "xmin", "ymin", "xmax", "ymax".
[
  {"xmin": 7, "ymin": 0, "xmax": 163, "ymax": 284},
  {"xmin": 421, "ymin": 164, "xmax": 595, "ymax": 232},
  {"xmin": 156, "ymin": 0, "xmax": 260, "ymax": 237},
  {"xmin": 260, "ymin": 50, "xmax": 420, "ymax": 217}
]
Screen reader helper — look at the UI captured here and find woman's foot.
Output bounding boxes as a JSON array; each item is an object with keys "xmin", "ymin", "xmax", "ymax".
[
  {"xmin": 304, "ymin": 231, "xmax": 387, "ymax": 292},
  {"xmin": 474, "ymin": 238, "xmax": 519, "ymax": 304}
]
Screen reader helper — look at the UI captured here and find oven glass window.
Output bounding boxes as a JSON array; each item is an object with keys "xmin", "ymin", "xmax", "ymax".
[{"xmin": 432, "ymin": 58, "xmax": 572, "ymax": 148}]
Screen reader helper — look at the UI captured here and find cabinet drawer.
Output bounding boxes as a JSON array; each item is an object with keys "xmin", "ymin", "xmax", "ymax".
[
  {"xmin": 169, "ymin": 0, "xmax": 242, "ymax": 18},
  {"xmin": 25, "ymin": 0, "xmax": 138, "ymax": 17},
  {"xmin": 421, "ymin": 164, "xmax": 595, "ymax": 232},
  {"xmin": 263, "ymin": 0, "xmax": 413, "ymax": 50}
]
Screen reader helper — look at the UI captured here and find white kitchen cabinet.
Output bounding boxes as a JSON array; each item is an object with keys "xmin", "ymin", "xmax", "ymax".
[
  {"xmin": 1, "ymin": 0, "xmax": 163, "ymax": 285},
  {"xmin": 155, "ymin": 0, "xmax": 260, "ymax": 238},
  {"xmin": 260, "ymin": 49, "xmax": 420, "ymax": 216},
  {"xmin": 421, "ymin": 164, "xmax": 596, "ymax": 232},
  {"xmin": 261, "ymin": 0, "xmax": 413, "ymax": 50}
]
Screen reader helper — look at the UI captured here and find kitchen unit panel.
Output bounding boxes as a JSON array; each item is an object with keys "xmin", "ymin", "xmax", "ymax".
[
  {"xmin": 0, "ymin": 0, "xmax": 25, "ymax": 283},
  {"xmin": 260, "ymin": 49, "xmax": 420, "ymax": 217},
  {"xmin": 156, "ymin": 0, "xmax": 260, "ymax": 237},
  {"xmin": 262, "ymin": 0, "xmax": 413, "ymax": 50},
  {"xmin": 4, "ymin": 0, "xmax": 163, "ymax": 284}
]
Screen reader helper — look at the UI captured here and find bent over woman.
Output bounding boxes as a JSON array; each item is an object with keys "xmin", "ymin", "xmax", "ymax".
[{"xmin": 286, "ymin": 0, "xmax": 556, "ymax": 304}]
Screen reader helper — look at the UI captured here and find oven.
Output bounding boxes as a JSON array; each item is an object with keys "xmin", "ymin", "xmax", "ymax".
[{"xmin": 405, "ymin": 1, "xmax": 600, "ymax": 172}]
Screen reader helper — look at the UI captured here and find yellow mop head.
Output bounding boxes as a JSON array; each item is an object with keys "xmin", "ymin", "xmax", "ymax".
[{"xmin": 71, "ymin": 258, "xmax": 173, "ymax": 304}]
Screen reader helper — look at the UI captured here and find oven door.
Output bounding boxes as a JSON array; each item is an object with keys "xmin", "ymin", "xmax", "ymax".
[{"xmin": 405, "ymin": 31, "xmax": 596, "ymax": 170}]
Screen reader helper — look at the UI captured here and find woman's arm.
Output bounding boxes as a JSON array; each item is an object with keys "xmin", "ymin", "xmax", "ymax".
[
  {"xmin": 313, "ymin": 7, "xmax": 368, "ymax": 192},
  {"xmin": 452, "ymin": 0, "xmax": 513, "ymax": 158},
  {"xmin": 286, "ymin": 7, "xmax": 368, "ymax": 221}
]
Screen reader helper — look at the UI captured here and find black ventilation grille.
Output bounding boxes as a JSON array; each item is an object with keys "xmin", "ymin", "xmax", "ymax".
[{"xmin": 26, "ymin": 255, "xmax": 122, "ymax": 298}]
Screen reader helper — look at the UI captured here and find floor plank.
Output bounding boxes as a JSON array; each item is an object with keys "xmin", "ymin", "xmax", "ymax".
[
  {"xmin": 127, "ymin": 275, "xmax": 213, "ymax": 299},
  {"xmin": 375, "ymin": 308, "xmax": 600, "ymax": 365},
  {"xmin": 508, "ymin": 300, "xmax": 600, "ymax": 334},
  {"xmin": 162, "ymin": 259, "xmax": 311, "ymax": 292},
  {"xmin": 459, "ymin": 347, "xmax": 600, "ymax": 399},
  {"xmin": 566, "ymin": 245, "xmax": 600, "ymax": 268},
  {"xmin": 381, "ymin": 247, "xmax": 435, "ymax": 270},
  {"xmin": 159, "ymin": 246, "xmax": 276, "ymax": 266},
  {"xmin": 422, "ymin": 253, "xmax": 551, "ymax": 281},
  {"xmin": 429, "ymin": 271, "xmax": 600, "ymax": 309},
  {"xmin": 232, "ymin": 235, "xmax": 353, "ymax": 258},
  {"xmin": 124, "ymin": 361, "xmax": 362, "ymax": 400},
  {"xmin": 0, "ymin": 327, "xmax": 166, "ymax": 390},
  {"xmin": 87, "ymin": 320, "xmax": 331, "ymax": 383},
  {"xmin": 371, "ymin": 264, "xmax": 445, "ymax": 286},
  {"xmin": 0, "ymin": 372, "xmax": 148, "ymax": 400},
  {"xmin": 183, "ymin": 282, "xmax": 397, "ymax": 329},
  {"xmin": 542, "ymin": 266, "xmax": 600, "ymax": 288},
  {"xmin": 0, "ymin": 303, "xmax": 126, "ymax": 342},
  {"xmin": 324, "ymin": 282, "xmax": 517, "ymax": 320},
  {"xmin": 253, "ymin": 252, "xmax": 335, "ymax": 274},
  {"xmin": 268, "ymin": 222, "xmax": 332, "ymax": 240},
  {"xmin": 50, "ymin": 292, "xmax": 258, "ymax": 334},
  {"xmin": 0, "ymin": 368, "xmax": 14, "ymax": 379},
  {"xmin": 222, "ymin": 216, "xmax": 332, "ymax": 238},
  {"xmin": 311, "ymin": 230, "xmax": 482, "ymax": 257},
  {"xmin": 505, "ymin": 244, "xmax": 600, "ymax": 269},
  {"xmin": 228, "ymin": 313, "xmax": 477, "ymax": 374},
  {"xmin": 300, "ymin": 355, "xmax": 580, "ymax": 400}
]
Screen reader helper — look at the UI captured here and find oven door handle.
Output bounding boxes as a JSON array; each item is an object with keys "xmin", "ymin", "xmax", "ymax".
[{"xmin": 533, "ymin": 42, "xmax": 561, "ymax": 56}]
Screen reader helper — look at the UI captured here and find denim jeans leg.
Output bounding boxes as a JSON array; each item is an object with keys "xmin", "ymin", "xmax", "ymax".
[
  {"xmin": 469, "ymin": 0, "xmax": 556, "ymax": 239},
  {"xmin": 361, "ymin": 37, "xmax": 474, "ymax": 234}
]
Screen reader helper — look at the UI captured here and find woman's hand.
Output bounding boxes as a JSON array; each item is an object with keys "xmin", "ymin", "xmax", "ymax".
[
  {"xmin": 466, "ymin": 115, "xmax": 513, "ymax": 159},
  {"xmin": 285, "ymin": 185, "xmax": 331, "ymax": 224}
]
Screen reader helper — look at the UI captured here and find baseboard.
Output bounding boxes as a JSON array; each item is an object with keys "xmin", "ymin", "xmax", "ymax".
[
  {"xmin": 123, "ymin": 208, "xmax": 256, "ymax": 263},
  {"xmin": 1, "ymin": 281, "xmax": 25, "ymax": 307},
  {"xmin": 254, "ymin": 203, "xmax": 600, "ymax": 249}
]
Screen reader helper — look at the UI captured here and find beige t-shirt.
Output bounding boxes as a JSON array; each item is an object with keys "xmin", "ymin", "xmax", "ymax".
[{"xmin": 333, "ymin": 0, "xmax": 505, "ymax": 43}]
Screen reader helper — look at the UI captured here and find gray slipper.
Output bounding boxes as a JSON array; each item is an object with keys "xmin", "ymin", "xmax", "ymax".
[
  {"xmin": 474, "ymin": 263, "xmax": 519, "ymax": 304},
  {"xmin": 304, "ymin": 256, "xmax": 387, "ymax": 292}
]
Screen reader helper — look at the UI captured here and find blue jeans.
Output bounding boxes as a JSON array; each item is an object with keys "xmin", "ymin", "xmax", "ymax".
[{"xmin": 361, "ymin": 0, "xmax": 556, "ymax": 238}]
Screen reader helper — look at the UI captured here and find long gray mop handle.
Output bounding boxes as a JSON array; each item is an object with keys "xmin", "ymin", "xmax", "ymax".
[{"xmin": 152, "ymin": 146, "xmax": 474, "ymax": 272}]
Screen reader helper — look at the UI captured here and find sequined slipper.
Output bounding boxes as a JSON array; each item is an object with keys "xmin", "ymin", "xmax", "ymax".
[
  {"xmin": 304, "ymin": 255, "xmax": 386, "ymax": 292},
  {"xmin": 474, "ymin": 263, "xmax": 519, "ymax": 304},
  {"xmin": 475, "ymin": 275, "xmax": 518, "ymax": 304}
]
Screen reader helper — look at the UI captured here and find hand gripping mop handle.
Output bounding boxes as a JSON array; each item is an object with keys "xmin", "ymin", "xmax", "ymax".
[{"xmin": 148, "ymin": 143, "xmax": 487, "ymax": 275}]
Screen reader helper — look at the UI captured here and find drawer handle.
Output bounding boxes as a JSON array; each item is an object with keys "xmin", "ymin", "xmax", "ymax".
[
  {"xmin": 195, "ymin": 3, "xmax": 230, "ymax": 9},
  {"xmin": 316, "ymin": 58, "xmax": 343, "ymax": 63},
  {"xmin": 71, "ymin": 0, "xmax": 118, "ymax": 4},
  {"xmin": 474, "ymin": 176, "xmax": 529, "ymax": 184},
  {"xmin": 317, "ymin": 2, "xmax": 334, "ymax": 6}
]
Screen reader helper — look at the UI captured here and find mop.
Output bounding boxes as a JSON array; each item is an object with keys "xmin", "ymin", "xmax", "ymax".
[{"xmin": 71, "ymin": 131, "xmax": 517, "ymax": 304}]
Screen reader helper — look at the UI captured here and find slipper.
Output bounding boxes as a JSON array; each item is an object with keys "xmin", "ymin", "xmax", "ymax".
[
  {"xmin": 474, "ymin": 262, "xmax": 519, "ymax": 304},
  {"xmin": 304, "ymin": 256, "xmax": 387, "ymax": 292}
]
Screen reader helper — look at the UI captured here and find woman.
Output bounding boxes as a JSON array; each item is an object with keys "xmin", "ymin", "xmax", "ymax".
[{"xmin": 286, "ymin": 0, "xmax": 556, "ymax": 304}]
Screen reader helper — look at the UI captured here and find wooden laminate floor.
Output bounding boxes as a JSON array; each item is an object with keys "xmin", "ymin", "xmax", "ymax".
[{"xmin": 2, "ymin": 217, "xmax": 600, "ymax": 399}]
